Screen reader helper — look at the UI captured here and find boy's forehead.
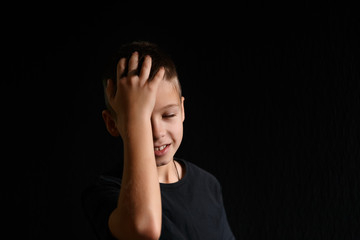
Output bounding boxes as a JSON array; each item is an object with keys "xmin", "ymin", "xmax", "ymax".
[
  {"xmin": 157, "ymin": 77, "xmax": 180, "ymax": 96},
  {"xmin": 155, "ymin": 79, "xmax": 181, "ymax": 108}
]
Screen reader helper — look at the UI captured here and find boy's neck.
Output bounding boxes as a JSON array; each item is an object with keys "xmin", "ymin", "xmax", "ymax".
[{"xmin": 157, "ymin": 159, "xmax": 180, "ymax": 184}]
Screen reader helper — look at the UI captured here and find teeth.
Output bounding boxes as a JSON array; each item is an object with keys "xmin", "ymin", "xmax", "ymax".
[{"xmin": 154, "ymin": 144, "xmax": 167, "ymax": 151}]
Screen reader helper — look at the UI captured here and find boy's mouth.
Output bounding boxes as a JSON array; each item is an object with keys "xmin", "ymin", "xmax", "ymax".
[
  {"xmin": 154, "ymin": 144, "xmax": 168, "ymax": 151},
  {"xmin": 154, "ymin": 144, "xmax": 170, "ymax": 156}
]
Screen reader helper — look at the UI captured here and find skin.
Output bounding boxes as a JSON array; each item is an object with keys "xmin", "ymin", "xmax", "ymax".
[{"xmin": 101, "ymin": 52, "xmax": 185, "ymax": 240}]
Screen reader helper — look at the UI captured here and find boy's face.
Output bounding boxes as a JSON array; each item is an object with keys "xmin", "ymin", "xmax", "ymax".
[{"xmin": 152, "ymin": 78, "xmax": 185, "ymax": 167}]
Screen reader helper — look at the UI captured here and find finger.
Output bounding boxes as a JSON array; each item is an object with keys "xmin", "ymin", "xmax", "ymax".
[
  {"xmin": 116, "ymin": 58, "xmax": 126, "ymax": 81},
  {"xmin": 127, "ymin": 51, "xmax": 139, "ymax": 76},
  {"xmin": 150, "ymin": 67, "xmax": 165, "ymax": 89},
  {"xmin": 139, "ymin": 55, "xmax": 152, "ymax": 84}
]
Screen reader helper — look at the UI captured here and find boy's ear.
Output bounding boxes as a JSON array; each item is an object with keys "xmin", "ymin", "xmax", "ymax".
[
  {"xmin": 102, "ymin": 110, "xmax": 120, "ymax": 137},
  {"xmin": 181, "ymin": 96, "xmax": 185, "ymax": 122}
]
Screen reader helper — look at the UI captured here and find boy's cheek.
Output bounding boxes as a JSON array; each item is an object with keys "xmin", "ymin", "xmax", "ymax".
[{"xmin": 174, "ymin": 122, "xmax": 184, "ymax": 139}]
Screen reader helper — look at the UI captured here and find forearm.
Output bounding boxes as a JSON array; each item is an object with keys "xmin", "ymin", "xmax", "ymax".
[
  {"xmin": 109, "ymin": 119, "xmax": 162, "ymax": 239},
  {"xmin": 122, "ymin": 119, "xmax": 161, "ymax": 221}
]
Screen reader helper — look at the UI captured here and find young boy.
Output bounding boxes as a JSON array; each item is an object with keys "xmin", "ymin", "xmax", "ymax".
[{"xmin": 83, "ymin": 41, "xmax": 236, "ymax": 240}]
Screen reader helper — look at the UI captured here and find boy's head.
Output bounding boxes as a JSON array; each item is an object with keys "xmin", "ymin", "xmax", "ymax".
[
  {"xmin": 102, "ymin": 41, "xmax": 182, "ymax": 116},
  {"xmin": 102, "ymin": 41, "xmax": 185, "ymax": 166}
]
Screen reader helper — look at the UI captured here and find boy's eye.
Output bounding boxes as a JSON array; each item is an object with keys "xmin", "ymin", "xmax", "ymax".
[{"xmin": 163, "ymin": 114, "xmax": 175, "ymax": 118}]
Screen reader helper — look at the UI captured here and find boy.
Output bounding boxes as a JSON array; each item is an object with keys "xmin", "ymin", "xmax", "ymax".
[{"xmin": 83, "ymin": 41, "xmax": 236, "ymax": 239}]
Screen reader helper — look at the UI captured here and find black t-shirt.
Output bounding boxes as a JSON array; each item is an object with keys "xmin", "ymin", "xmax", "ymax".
[{"xmin": 82, "ymin": 159, "xmax": 236, "ymax": 239}]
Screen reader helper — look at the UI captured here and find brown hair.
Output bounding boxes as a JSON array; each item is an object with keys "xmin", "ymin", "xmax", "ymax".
[{"xmin": 102, "ymin": 41, "xmax": 181, "ymax": 115}]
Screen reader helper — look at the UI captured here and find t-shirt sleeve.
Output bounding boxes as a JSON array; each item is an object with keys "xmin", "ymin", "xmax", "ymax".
[
  {"xmin": 218, "ymin": 188, "xmax": 237, "ymax": 240},
  {"xmin": 199, "ymin": 168, "xmax": 236, "ymax": 239},
  {"xmin": 82, "ymin": 176, "xmax": 120, "ymax": 240},
  {"xmin": 214, "ymin": 178, "xmax": 237, "ymax": 240}
]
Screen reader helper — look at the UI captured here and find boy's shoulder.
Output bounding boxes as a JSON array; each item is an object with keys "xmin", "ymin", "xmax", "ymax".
[{"xmin": 179, "ymin": 158, "xmax": 221, "ymax": 187}]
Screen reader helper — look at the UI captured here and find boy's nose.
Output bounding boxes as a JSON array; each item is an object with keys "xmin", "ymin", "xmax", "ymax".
[{"xmin": 151, "ymin": 119, "xmax": 166, "ymax": 140}]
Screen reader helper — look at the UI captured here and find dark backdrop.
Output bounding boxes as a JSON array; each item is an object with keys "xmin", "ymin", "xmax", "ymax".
[{"xmin": 5, "ymin": 3, "xmax": 360, "ymax": 240}]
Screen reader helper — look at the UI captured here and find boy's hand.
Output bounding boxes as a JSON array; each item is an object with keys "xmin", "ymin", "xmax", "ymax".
[{"xmin": 106, "ymin": 52, "xmax": 165, "ymax": 137}]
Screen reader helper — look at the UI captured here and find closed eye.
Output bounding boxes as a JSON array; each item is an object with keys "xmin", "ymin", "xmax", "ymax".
[{"xmin": 163, "ymin": 114, "xmax": 176, "ymax": 118}]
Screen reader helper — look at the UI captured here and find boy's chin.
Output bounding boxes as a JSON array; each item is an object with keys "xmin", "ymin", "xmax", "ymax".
[{"xmin": 155, "ymin": 156, "xmax": 173, "ymax": 167}]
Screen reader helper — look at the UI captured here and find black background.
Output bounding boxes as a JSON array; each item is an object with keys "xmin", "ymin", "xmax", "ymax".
[{"xmin": 5, "ymin": 2, "xmax": 360, "ymax": 240}]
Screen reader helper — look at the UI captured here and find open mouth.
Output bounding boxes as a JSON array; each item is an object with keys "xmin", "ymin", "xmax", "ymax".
[
  {"xmin": 154, "ymin": 144, "xmax": 170, "ymax": 156},
  {"xmin": 154, "ymin": 144, "xmax": 168, "ymax": 151}
]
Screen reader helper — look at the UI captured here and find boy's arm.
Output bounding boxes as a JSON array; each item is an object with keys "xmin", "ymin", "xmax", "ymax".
[{"xmin": 105, "ymin": 52, "xmax": 164, "ymax": 240}]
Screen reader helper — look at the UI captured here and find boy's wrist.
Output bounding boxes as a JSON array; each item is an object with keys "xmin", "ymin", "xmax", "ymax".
[{"xmin": 117, "ymin": 113, "xmax": 152, "ymax": 141}]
